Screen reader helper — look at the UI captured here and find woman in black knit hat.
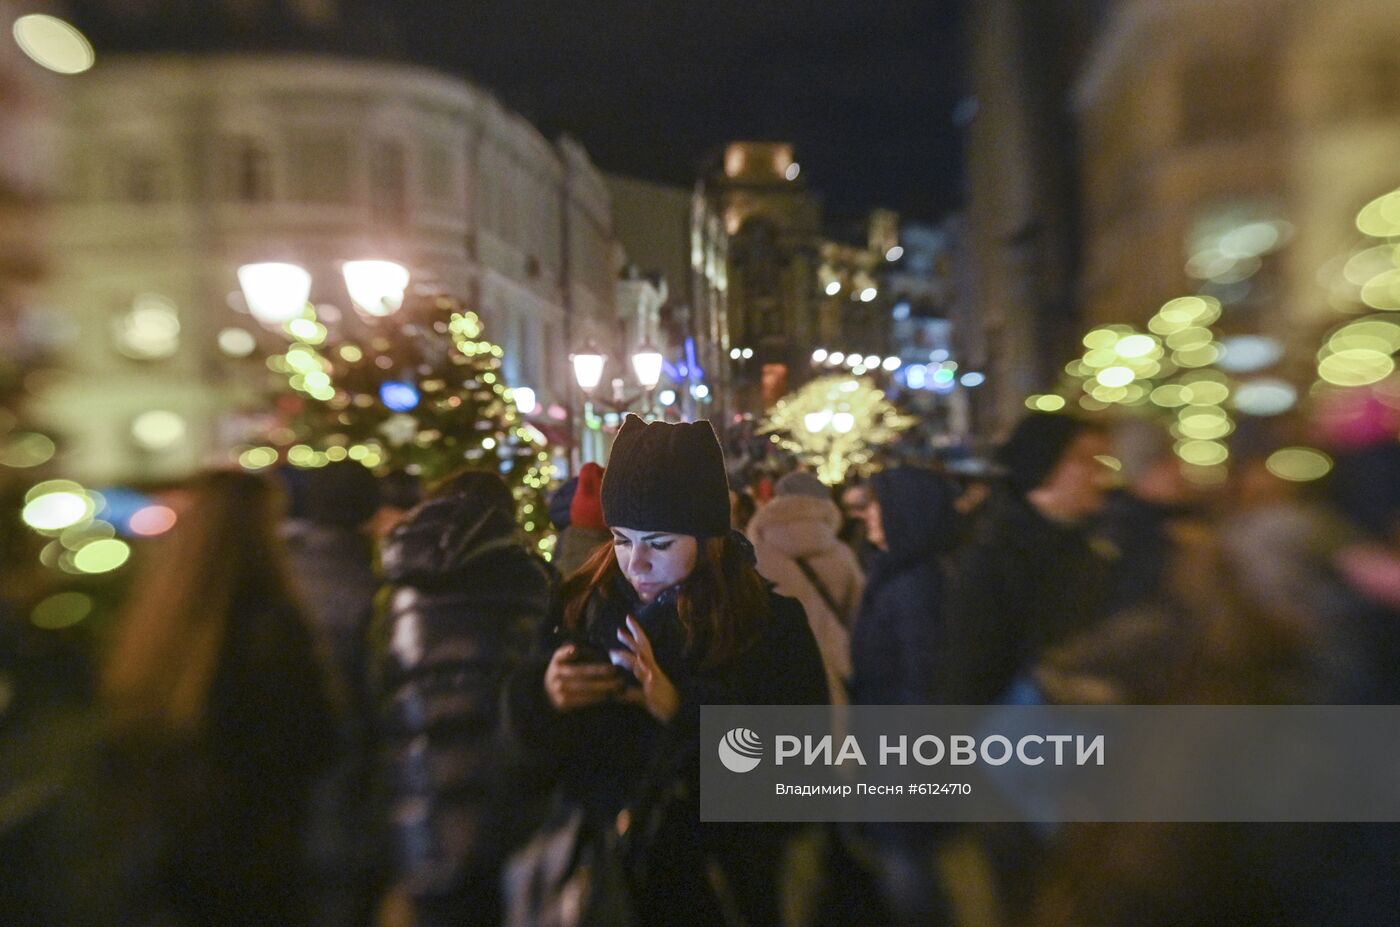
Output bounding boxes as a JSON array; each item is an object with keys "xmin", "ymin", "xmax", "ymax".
[{"xmin": 504, "ymin": 414, "xmax": 829, "ymax": 926}]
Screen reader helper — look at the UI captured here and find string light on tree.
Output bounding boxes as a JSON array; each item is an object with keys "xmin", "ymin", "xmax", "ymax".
[{"xmin": 760, "ymin": 375, "xmax": 914, "ymax": 484}]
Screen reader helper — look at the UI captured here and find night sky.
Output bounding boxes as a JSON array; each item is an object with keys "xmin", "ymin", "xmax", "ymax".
[
  {"xmin": 71, "ymin": 0, "xmax": 967, "ymax": 221},
  {"xmin": 396, "ymin": 1, "xmax": 967, "ymax": 222}
]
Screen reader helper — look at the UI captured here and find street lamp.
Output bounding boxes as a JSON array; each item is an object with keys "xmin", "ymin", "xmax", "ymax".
[
  {"xmin": 570, "ymin": 342, "xmax": 671, "ymax": 463},
  {"xmin": 237, "ymin": 262, "xmax": 312, "ymax": 324},
  {"xmin": 631, "ymin": 342, "xmax": 664, "ymax": 390},
  {"xmin": 237, "ymin": 259, "xmax": 409, "ymax": 325},
  {"xmin": 342, "ymin": 260, "xmax": 410, "ymax": 318},
  {"xmin": 571, "ymin": 344, "xmax": 607, "ymax": 393}
]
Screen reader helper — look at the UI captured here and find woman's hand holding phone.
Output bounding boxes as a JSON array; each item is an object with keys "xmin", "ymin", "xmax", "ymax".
[
  {"xmin": 611, "ymin": 616, "xmax": 681, "ymax": 724},
  {"xmin": 544, "ymin": 642, "xmax": 625, "ymax": 712}
]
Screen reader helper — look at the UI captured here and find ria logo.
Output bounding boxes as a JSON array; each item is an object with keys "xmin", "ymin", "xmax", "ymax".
[{"xmin": 718, "ymin": 728, "xmax": 763, "ymax": 773}]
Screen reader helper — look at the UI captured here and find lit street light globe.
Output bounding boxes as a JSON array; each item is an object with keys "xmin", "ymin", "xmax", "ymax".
[
  {"xmin": 237, "ymin": 262, "xmax": 312, "ymax": 324},
  {"xmin": 572, "ymin": 349, "xmax": 606, "ymax": 392},
  {"xmin": 342, "ymin": 260, "xmax": 410, "ymax": 318},
  {"xmin": 632, "ymin": 345, "xmax": 664, "ymax": 389}
]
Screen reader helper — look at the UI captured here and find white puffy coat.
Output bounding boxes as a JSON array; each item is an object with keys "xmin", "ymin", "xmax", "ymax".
[{"xmin": 746, "ymin": 494, "xmax": 864, "ymax": 703}]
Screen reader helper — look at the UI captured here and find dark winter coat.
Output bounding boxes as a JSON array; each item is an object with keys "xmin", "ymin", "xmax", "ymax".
[
  {"xmin": 113, "ymin": 594, "xmax": 340, "ymax": 927},
  {"xmin": 554, "ymin": 523, "xmax": 611, "ymax": 579},
  {"xmin": 374, "ymin": 491, "xmax": 553, "ymax": 927},
  {"xmin": 1098, "ymin": 489, "xmax": 1185, "ymax": 616},
  {"xmin": 944, "ymin": 488, "xmax": 1111, "ymax": 705},
  {"xmin": 850, "ymin": 467, "xmax": 959, "ymax": 706},
  {"xmin": 504, "ymin": 575, "xmax": 828, "ymax": 926},
  {"xmin": 282, "ymin": 521, "xmax": 386, "ymax": 923}
]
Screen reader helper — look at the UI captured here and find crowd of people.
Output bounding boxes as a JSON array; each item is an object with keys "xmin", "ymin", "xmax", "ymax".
[{"xmin": 3, "ymin": 406, "xmax": 1400, "ymax": 926}]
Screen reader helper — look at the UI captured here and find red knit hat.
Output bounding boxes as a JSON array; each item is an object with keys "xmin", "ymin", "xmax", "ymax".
[{"xmin": 569, "ymin": 462, "xmax": 607, "ymax": 531}]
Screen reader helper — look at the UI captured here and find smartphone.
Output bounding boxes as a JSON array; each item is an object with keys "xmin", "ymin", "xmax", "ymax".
[
  {"xmin": 554, "ymin": 628, "xmax": 612, "ymax": 666},
  {"xmin": 554, "ymin": 627, "xmax": 638, "ymax": 687}
]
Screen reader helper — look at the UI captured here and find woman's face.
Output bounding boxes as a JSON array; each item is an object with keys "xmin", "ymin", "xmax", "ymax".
[{"xmin": 611, "ymin": 527, "xmax": 699, "ymax": 603}]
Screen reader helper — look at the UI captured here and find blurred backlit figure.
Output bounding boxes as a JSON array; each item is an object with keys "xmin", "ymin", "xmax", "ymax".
[
  {"xmin": 945, "ymin": 413, "xmax": 1113, "ymax": 705},
  {"xmin": 100, "ymin": 470, "xmax": 341, "ymax": 926}
]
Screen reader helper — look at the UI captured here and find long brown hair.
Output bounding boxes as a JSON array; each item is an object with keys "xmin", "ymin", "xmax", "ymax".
[
  {"xmin": 100, "ymin": 470, "xmax": 331, "ymax": 737},
  {"xmin": 560, "ymin": 533, "xmax": 770, "ymax": 671}
]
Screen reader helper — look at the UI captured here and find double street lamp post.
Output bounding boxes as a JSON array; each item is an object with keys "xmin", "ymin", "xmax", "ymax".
[
  {"xmin": 570, "ymin": 341, "xmax": 664, "ymax": 465},
  {"xmin": 236, "ymin": 259, "xmax": 411, "ymax": 324}
]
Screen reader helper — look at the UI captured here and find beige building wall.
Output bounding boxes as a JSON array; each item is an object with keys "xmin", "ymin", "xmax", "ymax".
[
  {"xmin": 1077, "ymin": 0, "xmax": 1400, "ymax": 361},
  {"xmin": 38, "ymin": 53, "xmax": 618, "ymax": 481}
]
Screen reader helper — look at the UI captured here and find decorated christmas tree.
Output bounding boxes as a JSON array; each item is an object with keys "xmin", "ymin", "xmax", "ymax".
[
  {"xmin": 760, "ymin": 374, "xmax": 915, "ymax": 484},
  {"xmin": 242, "ymin": 288, "xmax": 560, "ymax": 557}
]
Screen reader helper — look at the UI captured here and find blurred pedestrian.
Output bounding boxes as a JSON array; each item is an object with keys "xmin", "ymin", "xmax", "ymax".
[
  {"xmin": 850, "ymin": 466, "xmax": 956, "ymax": 706},
  {"xmin": 730, "ymin": 486, "xmax": 758, "ymax": 532},
  {"xmin": 846, "ymin": 465, "xmax": 961, "ymax": 925},
  {"xmin": 838, "ymin": 480, "xmax": 879, "ymax": 571},
  {"xmin": 372, "ymin": 468, "xmax": 552, "ymax": 927},
  {"xmin": 503, "ymin": 415, "xmax": 828, "ymax": 927},
  {"xmin": 1099, "ymin": 419, "xmax": 1195, "ymax": 614},
  {"xmin": 747, "ymin": 470, "xmax": 863, "ymax": 704},
  {"xmin": 100, "ymin": 470, "xmax": 342, "ymax": 926},
  {"xmin": 283, "ymin": 459, "xmax": 380, "ymax": 698},
  {"xmin": 945, "ymin": 412, "xmax": 1113, "ymax": 705},
  {"xmin": 554, "ymin": 462, "xmax": 609, "ymax": 577},
  {"xmin": 369, "ymin": 469, "xmax": 423, "ymax": 543},
  {"xmin": 547, "ymin": 473, "xmax": 579, "ymax": 531},
  {"xmin": 282, "ymin": 459, "xmax": 389, "ymax": 927}
]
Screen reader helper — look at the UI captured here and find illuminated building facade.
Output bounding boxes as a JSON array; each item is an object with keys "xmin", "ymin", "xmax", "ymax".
[
  {"xmin": 38, "ymin": 54, "xmax": 616, "ymax": 481},
  {"xmin": 693, "ymin": 142, "xmax": 822, "ymax": 417},
  {"xmin": 1076, "ymin": 0, "xmax": 1400, "ymax": 359}
]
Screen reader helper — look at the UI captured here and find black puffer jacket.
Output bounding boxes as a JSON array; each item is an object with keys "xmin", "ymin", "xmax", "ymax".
[
  {"xmin": 505, "ymin": 575, "xmax": 829, "ymax": 926},
  {"xmin": 373, "ymin": 491, "xmax": 553, "ymax": 927}
]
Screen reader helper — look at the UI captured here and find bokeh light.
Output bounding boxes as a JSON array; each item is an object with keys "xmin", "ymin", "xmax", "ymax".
[
  {"xmin": 1318, "ymin": 349, "xmax": 1394, "ymax": 387},
  {"xmin": 128, "ymin": 505, "xmax": 178, "ymax": 536},
  {"xmin": 131, "ymin": 410, "xmax": 187, "ymax": 450},
  {"xmin": 0, "ymin": 432, "xmax": 56, "ymax": 468},
  {"xmin": 72, "ymin": 538, "xmax": 131, "ymax": 574},
  {"xmin": 30, "ymin": 592, "xmax": 94, "ymax": 630},
  {"xmin": 1176, "ymin": 439, "xmax": 1229, "ymax": 467},
  {"xmin": 1356, "ymin": 190, "xmax": 1400, "ymax": 238},
  {"xmin": 1266, "ymin": 447, "xmax": 1333, "ymax": 483},
  {"xmin": 238, "ymin": 446, "xmax": 278, "ymax": 470},
  {"xmin": 12, "ymin": 14, "xmax": 94, "ymax": 74},
  {"xmin": 1026, "ymin": 394, "xmax": 1066, "ymax": 412},
  {"xmin": 22, "ymin": 484, "xmax": 94, "ymax": 532},
  {"xmin": 1232, "ymin": 379, "xmax": 1297, "ymax": 416},
  {"xmin": 1217, "ymin": 335, "xmax": 1282, "ymax": 373}
]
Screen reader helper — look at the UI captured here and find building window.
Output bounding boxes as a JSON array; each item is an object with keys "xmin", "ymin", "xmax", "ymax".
[
  {"xmin": 421, "ymin": 140, "xmax": 455, "ymax": 203},
  {"xmin": 112, "ymin": 151, "xmax": 168, "ymax": 203},
  {"xmin": 371, "ymin": 139, "xmax": 408, "ymax": 227},
  {"xmin": 287, "ymin": 132, "xmax": 350, "ymax": 204},
  {"xmin": 220, "ymin": 136, "xmax": 273, "ymax": 202}
]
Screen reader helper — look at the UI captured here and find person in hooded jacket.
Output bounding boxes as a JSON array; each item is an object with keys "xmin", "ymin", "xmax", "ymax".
[
  {"xmin": 504, "ymin": 415, "xmax": 828, "ymax": 927},
  {"xmin": 554, "ymin": 462, "xmax": 610, "ymax": 577},
  {"xmin": 842, "ymin": 466, "xmax": 961, "ymax": 925},
  {"xmin": 748, "ymin": 470, "xmax": 863, "ymax": 704},
  {"xmin": 372, "ymin": 468, "xmax": 553, "ymax": 927},
  {"xmin": 849, "ymin": 466, "xmax": 958, "ymax": 707}
]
